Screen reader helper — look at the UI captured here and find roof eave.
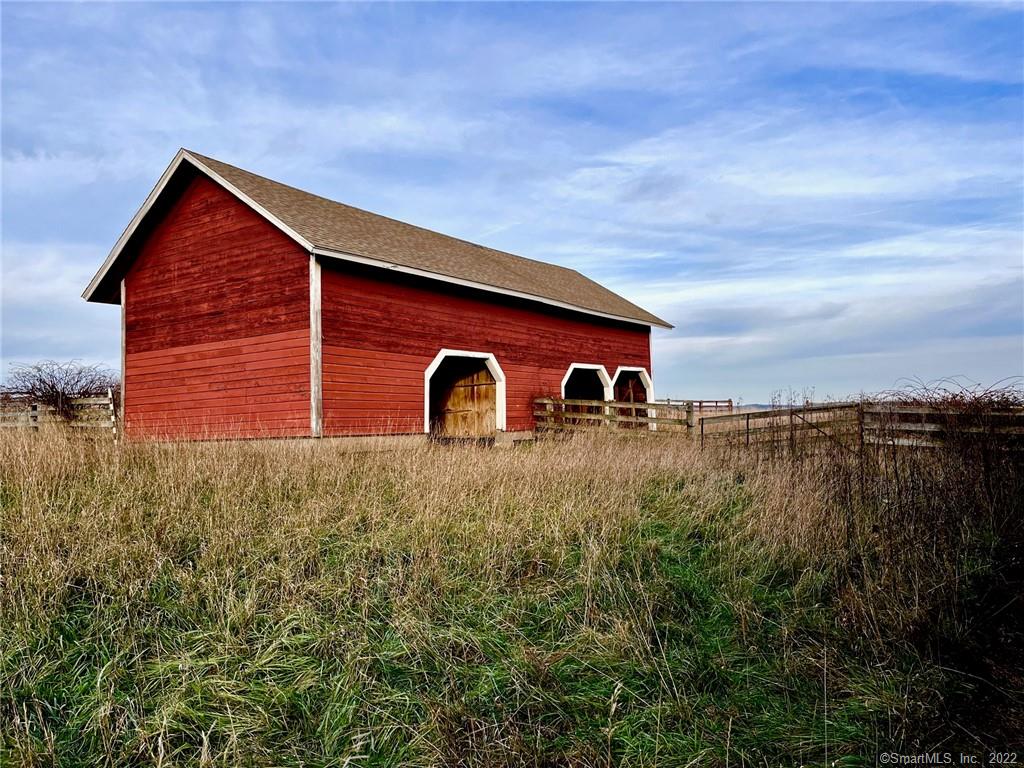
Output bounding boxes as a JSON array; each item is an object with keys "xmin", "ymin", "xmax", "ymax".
[
  {"xmin": 312, "ymin": 246, "xmax": 672, "ymax": 329},
  {"xmin": 82, "ymin": 149, "xmax": 672, "ymax": 330},
  {"xmin": 81, "ymin": 149, "xmax": 314, "ymax": 304},
  {"xmin": 82, "ymin": 149, "xmax": 189, "ymax": 303}
]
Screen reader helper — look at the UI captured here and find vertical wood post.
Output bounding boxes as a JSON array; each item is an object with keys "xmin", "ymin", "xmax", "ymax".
[
  {"xmin": 309, "ymin": 254, "xmax": 323, "ymax": 438},
  {"xmin": 852, "ymin": 402, "xmax": 865, "ymax": 556},
  {"xmin": 108, "ymin": 387, "xmax": 117, "ymax": 441},
  {"xmin": 686, "ymin": 402, "xmax": 695, "ymax": 430},
  {"xmin": 745, "ymin": 413, "xmax": 750, "ymax": 447},
  {"xmin": 857, "ymin": 403, "xmax": 865, "ymax": 500},
  {"xmin": 120, "ymin": 279, "xmax": 126, "ymax": 427},
  {"xmin": 700, "ymin": 416, "xmax": 704, "ymax": 449},
  {"xmin": 30, "ymin": 403, "xmax": 38, "ymax": 430}
]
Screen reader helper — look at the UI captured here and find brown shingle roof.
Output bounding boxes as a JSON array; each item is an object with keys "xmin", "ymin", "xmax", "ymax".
[{"xmin": 184, "ymin": 151, "xmax": 669, "ymax": 328}]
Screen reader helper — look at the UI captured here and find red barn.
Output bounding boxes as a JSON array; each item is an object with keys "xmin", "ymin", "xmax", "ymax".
[{"xmin": 83, "ymin": 150, "xmax": 671, "ymax": 440}]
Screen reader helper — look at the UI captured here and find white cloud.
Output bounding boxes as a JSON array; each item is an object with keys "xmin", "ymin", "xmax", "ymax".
[
  {"xmin": 0, "ymin": 243, "xmax": 119, "ymax": 372},
  {"xmin": 2, "ymin": 1, "xmax": 1021, "ymax": 399}
]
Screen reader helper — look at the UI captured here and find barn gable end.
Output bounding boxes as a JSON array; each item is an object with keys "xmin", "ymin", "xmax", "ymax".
[{"xmin": 123, "ymin": 175, "xmax": 311, "ymax": 439}]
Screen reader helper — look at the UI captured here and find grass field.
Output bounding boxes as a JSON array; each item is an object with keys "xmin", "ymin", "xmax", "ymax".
[{"xmin": 1, "ymin": 426, "xmax": 1021, "ymax": 766}]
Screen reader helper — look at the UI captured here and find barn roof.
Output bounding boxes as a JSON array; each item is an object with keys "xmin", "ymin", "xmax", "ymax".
[{"xmin": 83, "ymin": 149, "xmax": 671, "ymax": 329}]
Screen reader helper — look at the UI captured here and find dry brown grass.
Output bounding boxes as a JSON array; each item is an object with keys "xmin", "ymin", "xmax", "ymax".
[{"xmin": 1, "ymin": 424, "xmax": 1020, "ymax": 765}]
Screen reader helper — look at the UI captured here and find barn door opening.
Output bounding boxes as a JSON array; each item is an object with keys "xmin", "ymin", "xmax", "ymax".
[
  {"xmin": 564, "ymin": 368, "xmax": 606, "ymax": 401},
  {"xmin": 427, "ymin": 354, "xmax": 500, "ymax": 438},
  {"xmin": 561, "ymin": 364, "xmax": 612, "ymax": 426},
  {"xmin": 612, "ymin": 367, "xmax": 652, "ymax": 429},
  {"xmin": 614, "ymin": 371, "xmax": 648, "ymax": 403}
]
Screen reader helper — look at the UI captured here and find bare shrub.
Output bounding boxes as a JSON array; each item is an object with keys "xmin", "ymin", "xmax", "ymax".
[
  {"xmin": 1, "ymin": 359, "xmax": 119, "ymax": 420},
  {"xmin": 731, "ymin": 382, "xmax": 1024, "ymax": 647}
]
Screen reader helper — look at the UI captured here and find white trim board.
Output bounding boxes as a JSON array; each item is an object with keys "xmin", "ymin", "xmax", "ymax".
[
  {"xmin": 309, "ymin": 255, "xmax": 323, "ymax": 437},
  {"xmin": 120, "ymin": 279, "xmax": 126, "ymax": 425},
  {"xmin": 423, "ymin": 348, "xmax": 507, "ymax": 434},
  {"xmin": 560, "ymin": 363, "xmax": 613, "ymax": 401}
]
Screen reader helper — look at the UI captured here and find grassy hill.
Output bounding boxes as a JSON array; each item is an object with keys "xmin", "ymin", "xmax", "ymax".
[{"xmin": 1, "ymin": 426, "xmax": 1020, "ymax": 766}]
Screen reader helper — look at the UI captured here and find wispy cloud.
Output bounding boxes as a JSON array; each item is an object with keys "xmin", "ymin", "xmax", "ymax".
[{"xmin": 2, "ymin": 1, "xmax": 1021, "ymax": 399}]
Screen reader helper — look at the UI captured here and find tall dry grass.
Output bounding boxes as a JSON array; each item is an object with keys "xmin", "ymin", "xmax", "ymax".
[{"xmin": 1, "ymin": 420, "xmax": 1019, "ymax": 764}]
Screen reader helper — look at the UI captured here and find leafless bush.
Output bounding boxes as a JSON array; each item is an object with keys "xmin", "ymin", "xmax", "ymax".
[{"xmin": 1, "ymin": 360, "xmax": 119, "ymax": 421}]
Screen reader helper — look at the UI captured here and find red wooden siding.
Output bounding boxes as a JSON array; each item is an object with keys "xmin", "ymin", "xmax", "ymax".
[
  {"xmin": 320, "ymin": 262, "xmax": 650, "ymax": 435},
  {"xmin": 123, "ymin": 176, "xmax": 310, "ymax": 439}
]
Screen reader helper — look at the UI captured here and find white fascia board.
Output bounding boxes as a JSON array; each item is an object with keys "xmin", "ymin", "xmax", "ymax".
[
  {"xmin": 312, "ymin": 247, "xmax": 666, "ymax": 330},
  {"xmin": 82, "ymin": 149, "xmax": 312, "ymax": 303}
]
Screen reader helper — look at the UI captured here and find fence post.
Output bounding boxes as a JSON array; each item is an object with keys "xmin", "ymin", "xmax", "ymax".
[
  {"xmin": 700, "ymin": 417, "xmax": 704, "ymax": 449},
  {"xmin": 108, "ymin": 387, "xmax": 117, "ymax": 441},
  {"xmin": 30, "ymin": 403, "xmax": 38, "ymax": 431},
  {"xmin": 745, "ymin": 413, "xmax": 750, "ymax": 447},
  {"xmin": 851, "ymin": 403, "xmax": 866, "ymax": 557},
  {"xmin": 857, "ymin": 403, "xmax": 865, "ymax": 500},
  {"xmin": 686, "ymin": 402, "xmax": 695, "ymax": 431}
]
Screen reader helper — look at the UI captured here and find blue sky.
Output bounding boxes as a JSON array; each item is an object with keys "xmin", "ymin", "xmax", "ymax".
[{"xmin": 2, "ymin": 2, "xmax": 1022, "ymax": 403}]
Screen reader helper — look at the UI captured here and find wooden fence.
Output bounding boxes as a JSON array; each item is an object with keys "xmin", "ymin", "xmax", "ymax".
[
  {"xmin": 0, "ymin": 390, "xmax": 118, "ymax": 437},
  {"xmin": 534, "ymin": 398, "xmax": 695, "ymax": 431},
  {"xmin": 699, "ymin": 402, "xmax": 1024, "ymax": 452},
  {"xmin": 656, "ymin": 398, "xmax": 733, "ymax": 414}
]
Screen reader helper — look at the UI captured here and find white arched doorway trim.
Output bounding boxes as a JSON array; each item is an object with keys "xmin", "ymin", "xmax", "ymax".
[
  {"xmin": 560, "ymin": 363, "xmax": 613, "ymax": 401},
  {"xmin": 612, "ymin": 366, "xmax": 654, "ymax": 401},
  {"xmin": 612, "ymin": 366, "xmax": 655, "ymax": 430},
  {"xmin": 424, "ymin": 348, "xmax": 507, "ymax": 434}
]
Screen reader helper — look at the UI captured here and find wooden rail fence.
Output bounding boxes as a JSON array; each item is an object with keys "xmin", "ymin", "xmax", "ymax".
[
  {"xmin": 0, "ymin": 389, "xmax": 118, "ymax": 437},
  {"xmin": 534, "ymin": 397, "xmax": 695, "ymax": 431},
  {"xmin": 699, "ymin": 402, "xmax": 1024, "ymax": 452},
  {"xmin": 657, "ymin": 398, "xmax": 733, "ymax": 413}
]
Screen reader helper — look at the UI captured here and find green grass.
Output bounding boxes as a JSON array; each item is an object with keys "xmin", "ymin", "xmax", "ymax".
[{"xmin": 0, "ymin": 432, "xmax": 1015, "ymax": 765}]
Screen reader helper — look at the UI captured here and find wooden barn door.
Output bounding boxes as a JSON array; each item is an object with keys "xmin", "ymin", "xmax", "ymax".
[{"xmin": 429, "ymin": 358, "xmax": 497, "ymax": 438}]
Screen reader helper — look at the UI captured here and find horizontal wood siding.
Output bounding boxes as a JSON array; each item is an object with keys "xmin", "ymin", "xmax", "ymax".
[
  {"xmin": 124, "ymin": 176, "xmax": 310, "ymax": 439},
  {"xmin": 320, "ymin": 263, "xmax": 650, "ymax": 435}
]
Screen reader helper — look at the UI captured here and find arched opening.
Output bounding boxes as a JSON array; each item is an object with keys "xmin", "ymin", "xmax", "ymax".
[
  {"xmin": 425, "ymin": 350, "xmax": 505, "ymax": 437},
  {"xmin": 563, "ymin": 368, "xmax": 606, "ymax": 401},
  {"xmin": 559, "ymin": 364, "xmax": 613, "ymax": 426},
  {"xmin": 614, "ymin": 371, "xmax": 648, "ymax": 403},
  {"xmin": 612, "ymin": 367, "xmax": 652, "ymax": 429}
]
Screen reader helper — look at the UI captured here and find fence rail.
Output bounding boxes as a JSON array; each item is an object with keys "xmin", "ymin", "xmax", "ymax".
[
  {"xmin": 656, "ymin": 398, "xmax": 733, "ymax": 413},
  {"xmin": 534, "ymin": 397, "xmax": 694, "ymax": 431},
  {"xmin": 0, "ymin": 390, "xmax": 117, "ymax": 436},
  {"xmin": 699, "ymin": 402, "xmax": 1024, "ymax": 451}
]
